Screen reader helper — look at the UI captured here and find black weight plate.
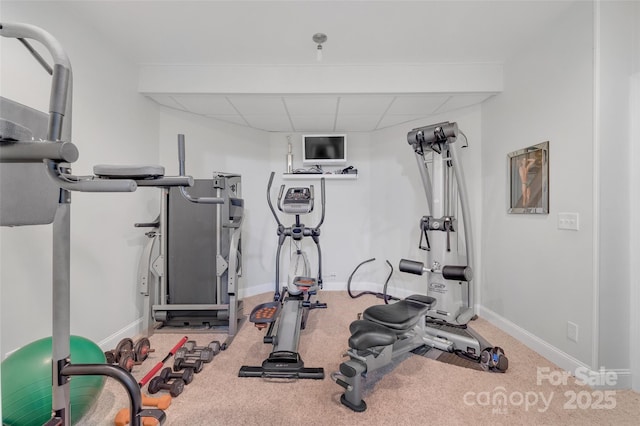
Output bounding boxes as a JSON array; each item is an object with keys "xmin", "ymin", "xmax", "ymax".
[
  {"xmin": 118, "ymin": 352, "xmax": 135, "ymax": 372},
  {"xmin": 134, "ymin": 337, "xmax": 151, "ymax": 362},
  {"xmin": 115, "ymin": 338, "xmax": 134, "ymax": 361}
]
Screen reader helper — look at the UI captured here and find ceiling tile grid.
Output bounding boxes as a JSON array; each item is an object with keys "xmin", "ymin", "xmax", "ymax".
[{"xmin": 147, "ymin": 93, "xmax": 496, "ymax": 133}]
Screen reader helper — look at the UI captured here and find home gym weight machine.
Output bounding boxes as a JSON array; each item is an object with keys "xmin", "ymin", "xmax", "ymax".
[
  {"xmin": 332, "ymin": 122, "xmax": 508, "ymax": 412},
  {"xmin": 239, "ymin": 172, "xmax": 327, "ymax": 379},
  {"xmin": 0, "ymin": 22, "xmax": 186, "ymax": 425},
  {"xmin": 134, "ymin": 135, "xmax": 244, "ymax": 349}
]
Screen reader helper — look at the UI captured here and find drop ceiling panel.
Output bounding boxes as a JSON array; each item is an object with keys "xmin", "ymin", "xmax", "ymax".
[
  {"xmin": 335, "ymin": 114, "xmax": 382, "ymax": 132},
  {"xmin": 243, "ymin": 114, "xmax": 293, "ymax": 132},
  {"xmin": 284, "ymin": 96, "xmax": 338, "ymax": 115},
  {"xmin": 377, "ymin": 114, "xmax": 429, "ymax": 130},
  {"xmin": 227, "ymin": 96, "xmax": 287, "ymax": 115},
  {"xmin": 339, "ymin": 95, "xmax": 395, "ymax": 115},
  {"xmin": 386, "ymin": 95, "xmax": 451, "ymax": 115},
  {"xmin": 146, "ymin": 94, "xmax": 186, "ymax": 111},
  {"xmin": 146, "ymin": 93, "xmax": 493, "ymax": 133},
  {"xmin": 171, "ymin": 95, "xmax": 236, "ymax": 115},
  {"xmin": 434, "ymin": 93, "xmax": 495, "ymax": 113},
  {"xmin": 290, "ymin": 115, "xmax": 335, "ymax": 132},
  {"xmin": 206, "ymin": 115, "xmax": 249, "ymax": 126}
]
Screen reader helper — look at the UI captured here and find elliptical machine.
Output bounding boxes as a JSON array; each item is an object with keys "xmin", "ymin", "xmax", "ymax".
[
  {"xmin": 239, "ymin": 172, "xmax": 327, "ymax": 379},
  {"xmin": 333, "ymin": 122, "xmax": 508, "ymax": 412}
]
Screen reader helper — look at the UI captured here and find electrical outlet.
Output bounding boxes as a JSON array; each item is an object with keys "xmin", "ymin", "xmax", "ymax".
[{"xmin": 567, "ymin": 321, "xmax": 579, "ymax": 342}]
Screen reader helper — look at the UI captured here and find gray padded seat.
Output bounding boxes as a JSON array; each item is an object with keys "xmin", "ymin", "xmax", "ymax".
[
  {"xmin": 93, "ymin": 164, "xmax": 164, "ymax": 179},
  {"xmin": 348, "ymin": 320, "xmax": 397, "ymax": 350},
  {"xmin": 362, "ymin": 294, "xmax": 435, "ymax": 331}
]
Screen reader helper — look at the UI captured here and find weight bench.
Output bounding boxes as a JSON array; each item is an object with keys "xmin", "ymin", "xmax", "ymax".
[{"xmin": 334, "ymin": 294, "xmax": 435, "ymax": 412}]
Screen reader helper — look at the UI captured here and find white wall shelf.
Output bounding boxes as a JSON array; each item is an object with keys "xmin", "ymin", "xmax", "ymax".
[{"xmin": 282, "ymin": 173, "xmax": 358, "ymax": 180}]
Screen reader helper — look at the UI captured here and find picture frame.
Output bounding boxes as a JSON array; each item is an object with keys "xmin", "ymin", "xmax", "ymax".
[{"xmin": 507, "ymin": 141, "xmax": 549, "ymax": 214}]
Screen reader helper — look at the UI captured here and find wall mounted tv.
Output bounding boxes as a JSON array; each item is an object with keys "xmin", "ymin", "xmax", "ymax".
[{"xmin": 302, "ymin": 134, "xmax": 347, "ymax": 166}]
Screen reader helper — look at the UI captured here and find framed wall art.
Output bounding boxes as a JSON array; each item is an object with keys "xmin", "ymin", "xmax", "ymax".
[{"xmin": 507, "ymin": 141, "xmax": 549, "ymax": 214}]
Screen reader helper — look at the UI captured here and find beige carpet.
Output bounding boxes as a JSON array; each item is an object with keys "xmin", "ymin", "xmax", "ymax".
[{"xmin": 80, "ymin": 291, "xmax": 640, "ymax": 425}]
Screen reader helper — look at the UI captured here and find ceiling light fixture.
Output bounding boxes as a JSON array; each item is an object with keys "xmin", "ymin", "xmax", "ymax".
[{"xmin": 312, "ymin": 33, "xmax": 327, "ymax": 61}]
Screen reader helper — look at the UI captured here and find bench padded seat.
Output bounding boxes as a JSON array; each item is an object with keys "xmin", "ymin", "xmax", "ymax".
[
  {"xmin": 348, "ymin": 320, "xmax": 397, "ymax": 350},
  {"xmin": 363, "ymin": 294, "xmax": 434, "ymax": 331}
]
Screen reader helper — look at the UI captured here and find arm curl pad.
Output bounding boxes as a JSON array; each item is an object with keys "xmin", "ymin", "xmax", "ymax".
[
  {"xmin": 399, "ymin": 259, "xmax": 424, "ymax": 275},
  {"xmin": 442, "ymin": 265, "xmax": 473, "ymax": 282}
]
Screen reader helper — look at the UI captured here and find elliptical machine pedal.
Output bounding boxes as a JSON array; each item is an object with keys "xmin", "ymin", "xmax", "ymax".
[{"xmin": 248, "ymin": 301, "xmax": 281, "ymax": 330}]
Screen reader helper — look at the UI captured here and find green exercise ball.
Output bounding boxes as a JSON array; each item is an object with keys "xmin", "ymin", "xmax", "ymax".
[{"xmin": 1, "ymin": 335, "xmax": 106, "ymax": 425}]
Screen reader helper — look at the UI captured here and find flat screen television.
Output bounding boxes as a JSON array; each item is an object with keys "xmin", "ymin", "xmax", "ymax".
[{"xmin": 302, "ymin": 134, "xmax": 347, "ymax": 166}]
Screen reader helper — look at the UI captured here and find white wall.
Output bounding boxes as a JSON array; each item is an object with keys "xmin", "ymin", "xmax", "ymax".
[
  {"xmin": 626, "ymin": 1, "xmax": 640, "ymax": 391},
  {"xmin": 481, "ymin": 1, "xmax": 595, "ymax": 366},
  {"xmin": 597, "ymin": 0, "xmax": 636, "ymax": 372},
  {"xmin": 630, "ymin": 71, "xmax": 640, "ymax": 392},
  {"xmin": 1, "ymin": 2, "xmax": 160, "ymax": 355}
]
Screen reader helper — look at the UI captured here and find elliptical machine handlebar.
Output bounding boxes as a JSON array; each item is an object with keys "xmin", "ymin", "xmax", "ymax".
[
  {"xmin": 277, "ymin": 184, "xmax": 286, "ymax": 212},
  {"xmin": 267, "ymin": 171, "xmax": 284, "ymax": 228},
  {"xmin": 314, "ymin": 177, "xmax": 326, "ymax": 229}
]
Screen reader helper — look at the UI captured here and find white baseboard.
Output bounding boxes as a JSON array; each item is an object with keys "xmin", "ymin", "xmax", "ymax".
[
  {"xmin": 97, "ymin": 318, "xmax": 143, "ymax": 351},
  {"xmin": 322, "ymin": 280, "xmax": 415, "ymax": 299},
  {"xmin": 478, "ymin": 305, "xmax": 631, "ymax": 390},
  {"xmin": 241, "ymin": 282, "xmax": 275, "ymax": 298}
]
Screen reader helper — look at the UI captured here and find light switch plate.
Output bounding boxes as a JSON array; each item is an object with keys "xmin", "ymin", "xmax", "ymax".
[{"xmin": 558, "ymin": 212, "xmax": 579, "ymax": 231}]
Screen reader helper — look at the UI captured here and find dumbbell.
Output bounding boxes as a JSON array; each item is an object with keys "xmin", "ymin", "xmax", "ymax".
[
  {"xmin": 104, "ymin": 338, "xmax": 133, "ymax": 363},
  {"xmin": 176, "ymin": 340, "xmax": 220, "ymax": 363},
  {"xmin": 159, "ymin": 366, "xmax": 194, "ymax": 385},
  {"xmin": 173, "ymin": 357, "xmax": 204, "ymax": 374},
  {"xmin": 147, "ymin": 376, "xmax": 185, "ymax": 397},
  {"xmin": 175, "ymin": 347, "xmax": 213, "ymax": 363},
  {"xmin": 105, "ymin": 337, "xmax": 154, "ymax": 372},
  {"xmin": 105, "ymin": 338, "xmax": 136, "ymax": 371},
  {"xmin": 183, "ymin": 340, "xmax": 221, "ymax": 357}
]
